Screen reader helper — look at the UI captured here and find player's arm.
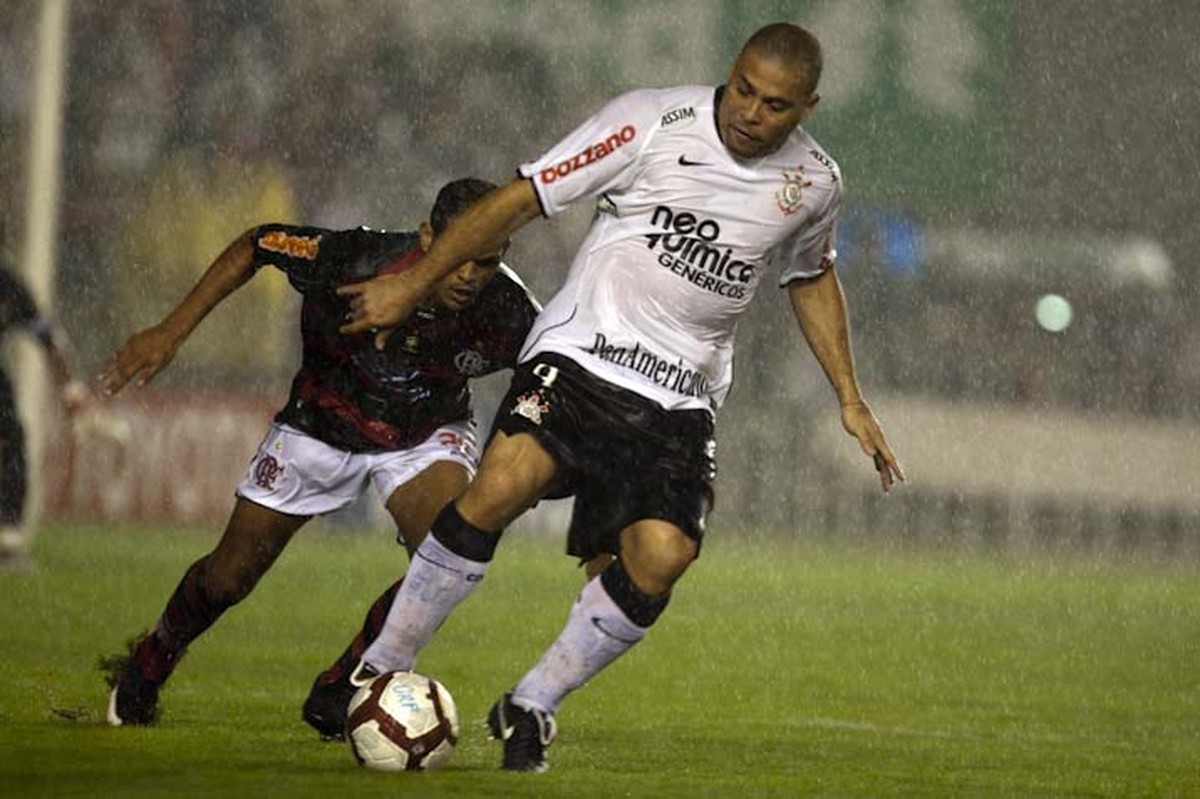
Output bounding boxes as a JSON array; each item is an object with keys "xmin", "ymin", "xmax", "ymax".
[
  {"xmin": 787, "ymin": 269, "xmax": 904, "ymax": 492},
  {"xmin": 100, "ymin": 229, "xmax": 258, "ymax": 395},
  {"xmin": 32, "ymin": 323, "xmax": 90, "ymax": 414},
  {"xmin": 339, "ymin": 179, "xmax": 542, "ymax": 344},
  {"xmin": 4, "ymin": 268, "xmax": 90, "ymax": 413}
]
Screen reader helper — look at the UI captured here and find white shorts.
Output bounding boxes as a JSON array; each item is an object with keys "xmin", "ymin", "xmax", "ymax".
[{"xmin": 236, "ymin": 422, "xmax": 479, "ymax": 517}]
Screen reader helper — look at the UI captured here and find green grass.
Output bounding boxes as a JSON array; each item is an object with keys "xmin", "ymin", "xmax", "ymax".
[{"xmin": 2, "ymin": 523, "xmax": 1198, "ymax": 798}]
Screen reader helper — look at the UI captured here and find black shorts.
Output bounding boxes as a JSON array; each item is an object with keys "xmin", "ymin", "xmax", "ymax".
[{"xmin": 493, "ymin": 353, "xmax": 716, "ymax": 562}]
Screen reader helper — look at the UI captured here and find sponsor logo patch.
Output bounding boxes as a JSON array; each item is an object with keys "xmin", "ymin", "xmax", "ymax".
[
  {"xmin": 643, "ymin": 205, "xmax": 758, "ymax": 299},
  {"xmin": 539, "ymin": 125, "xmax": 636, "ymax": 185},
  {"xmin": 588, "ymin": 333, "xmax": 709, "ymax": 398},
  {"xmin": 258, "ymin": 230, "xmax": 321, "ymax": 260},
  {"xmin": 660, "ymin": 106, "xmax": 696, "ymax": 128},
  {"xmin": 809, "ymin": 147, "xmax": 838, "ymax": 181}
]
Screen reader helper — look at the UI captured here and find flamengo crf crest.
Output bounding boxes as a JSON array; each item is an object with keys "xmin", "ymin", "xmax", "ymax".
[
  {"xmin": 776, "ymin": 167, "xmax": 811, "ymax": 215},
  {"xmin": 511, "ymin": 391, "xmax": 550, "ymax": 425},
  {"xmin": 253, "ymin": 455, "xmax": 284, "ymax": 489},
  {"xmin": 454, "ymin": 348, "xmax": 485, "ymax": 376}
]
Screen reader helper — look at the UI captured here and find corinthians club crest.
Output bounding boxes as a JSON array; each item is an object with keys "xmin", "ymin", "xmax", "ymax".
[
  {"xmin": 511, "ymin": 391, "xmax": 550, "ymax": 425},
  {"xmin": 776, "ymin": 166, "xmax": 811, "ymax": 216}
]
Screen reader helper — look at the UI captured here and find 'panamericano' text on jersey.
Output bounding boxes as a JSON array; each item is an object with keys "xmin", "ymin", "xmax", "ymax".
[{"xmin": 518, "ymin": 85, "xmax": 842, "ymax": 411}]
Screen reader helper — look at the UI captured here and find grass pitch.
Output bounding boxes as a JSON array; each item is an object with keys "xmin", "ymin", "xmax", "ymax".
[{"xmin": 1, "ymin": 522, "xmax": 1198, "ymax": 797}]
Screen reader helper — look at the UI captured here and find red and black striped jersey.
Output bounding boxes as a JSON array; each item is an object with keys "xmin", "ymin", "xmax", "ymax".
[{"xmin": 249, "ymin": 224, "xmax": 538, "ymax": 452}]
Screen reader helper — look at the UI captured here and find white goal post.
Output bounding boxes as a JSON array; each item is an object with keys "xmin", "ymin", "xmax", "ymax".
[{"xmin": 16, "ymin": 0, "xmax": 70, "ymax": 532}]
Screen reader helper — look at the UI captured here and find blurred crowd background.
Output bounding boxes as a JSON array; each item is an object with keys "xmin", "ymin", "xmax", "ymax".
[{"xmin": 2, "ymin": 0, "xmax": 1197, "ymax": 550}]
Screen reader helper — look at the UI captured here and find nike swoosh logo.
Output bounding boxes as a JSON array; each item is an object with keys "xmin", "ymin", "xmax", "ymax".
[
  {"xmin": 591, "ymin": 616, "xmax": 642, "ymax": 644},
  {"xmin": 496, "ymin": 704, "xmax": 515, "ymax": 739},
  {"xmin": 678, "ymin": 155, "xmax": 710, "ymax": 167},
  {"xmin": 349, "ymin": 661, "xmax": 380, "ymax": 688}
]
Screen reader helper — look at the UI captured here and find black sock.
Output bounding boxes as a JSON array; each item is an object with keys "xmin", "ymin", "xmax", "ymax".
[{"xmin": 139, "ymin": 555, "xmax": 231, "ymax": 682}]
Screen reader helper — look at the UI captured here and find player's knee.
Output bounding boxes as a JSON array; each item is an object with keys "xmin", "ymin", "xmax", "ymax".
[
  {"xmin": 618, "ymin": 524, "xmax": 697, "ymax": 597},
  {"xmin": 460, "ymin": 450, "xmax": 553, "ymax": 530},
  {"xmin": 600, "ymin": 557, "xmax": 673, "ymax": 628}
]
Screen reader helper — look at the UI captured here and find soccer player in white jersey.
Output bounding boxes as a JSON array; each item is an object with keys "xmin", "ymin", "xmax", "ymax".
[{"xmin": 338, "ymin": 23, "xmax": 904, "ymax": 772}]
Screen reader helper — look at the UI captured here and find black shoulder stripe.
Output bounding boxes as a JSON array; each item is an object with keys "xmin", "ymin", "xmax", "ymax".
[{"xmin": 518, "ymin": 173, "xmax": 550, "ymax": 219}]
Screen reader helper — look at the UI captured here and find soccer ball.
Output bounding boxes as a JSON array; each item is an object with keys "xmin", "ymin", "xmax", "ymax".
[{"xmin": 346, "ymin": 670, "xmax": 460, "ymax": 771}]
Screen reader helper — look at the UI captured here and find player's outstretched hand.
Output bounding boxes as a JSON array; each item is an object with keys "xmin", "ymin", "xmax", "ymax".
[
  {"xmin": 338, "ymin": 272, "xmax": 426, "ymax": 350},
  {"xmin": 99, "ymin": 324, "xmax": 183, "ymax": 396},
  {"xmin": 840, "ymin": 399, "xmax": 905, "ymax": 493}
]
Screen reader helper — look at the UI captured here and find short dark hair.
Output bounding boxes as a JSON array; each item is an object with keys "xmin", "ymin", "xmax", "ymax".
[
  {"xmin": 430, "ymin": 177, "xmax": 499, "ymax": 235},
  {"xmin": 743, "ymin": 23, "xmax": 823, "ymax": 95}
]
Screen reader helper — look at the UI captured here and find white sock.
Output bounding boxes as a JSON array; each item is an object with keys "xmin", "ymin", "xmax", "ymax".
[
  {"xmin": 361, "ymin": 534, "xmax": 489, "ymax": 671},
  {"xmin": 0, "ymin": 526, "xmax": 28, "ymax": 554},
  {"xmin": 512, "ymin": 574, "xmax": 646, "ymax": 715}
]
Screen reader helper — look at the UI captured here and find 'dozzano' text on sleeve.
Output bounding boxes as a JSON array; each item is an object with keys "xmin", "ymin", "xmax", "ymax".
[{"xmin": 518, "ymin": 88, "xmax": 663, "ymax": 216}]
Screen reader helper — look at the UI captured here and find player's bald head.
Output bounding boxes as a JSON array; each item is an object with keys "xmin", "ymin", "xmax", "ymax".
[{"xmin": 740, "ymin": 23, "xmax": 823, "ymax": 97}]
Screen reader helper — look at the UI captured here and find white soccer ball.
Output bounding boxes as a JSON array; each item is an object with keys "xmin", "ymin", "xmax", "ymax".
[{"xmin": 346, "ymin": 670, "xmax": 460, "ymax": 772}]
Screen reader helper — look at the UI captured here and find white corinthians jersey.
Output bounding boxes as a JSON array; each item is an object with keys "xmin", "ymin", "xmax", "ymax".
[{"xmin": 518, "ymin": 85, "xmax": 842, "ymax": 412}]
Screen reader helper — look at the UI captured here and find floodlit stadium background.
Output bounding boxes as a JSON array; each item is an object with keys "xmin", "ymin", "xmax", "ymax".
[{"xmin": 2, "ymin": 0, "xmax": 1197, "ymax": 549}]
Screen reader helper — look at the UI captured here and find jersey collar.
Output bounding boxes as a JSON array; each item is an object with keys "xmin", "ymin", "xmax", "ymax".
[{"xmin": 380, "ymin": 243, "xmax": 423, "ymax": 276}]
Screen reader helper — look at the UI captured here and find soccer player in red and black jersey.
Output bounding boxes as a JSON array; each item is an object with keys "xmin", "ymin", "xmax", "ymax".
[{"xmin": 99, "ymin": 178, "xmax": 540, "ymax": 728}]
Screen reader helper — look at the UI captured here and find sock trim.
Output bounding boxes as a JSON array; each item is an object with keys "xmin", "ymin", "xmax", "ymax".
[
  {"xmin": 599, "ymin": 559, "xmax": 670, "ymax": 628},
  {"xmin": 429, "ymin": 502, "xmax": 500, "ymax": 563}
]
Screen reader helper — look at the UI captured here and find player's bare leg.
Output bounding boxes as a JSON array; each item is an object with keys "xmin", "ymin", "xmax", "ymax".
[
  {"xmin": 360, "ymin": 432, "xmax": 556, "ymax": 673},
  {"xmin": 584, "ymin": 552, "xmax": 616, "ymax": 580},
  {"xmin": 102, "ymin": 499, "xmax": 308, "ymax": 725},
  {"xmin": 302, "ymin": 461, "xmax": 471, "ymax": 740}
]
